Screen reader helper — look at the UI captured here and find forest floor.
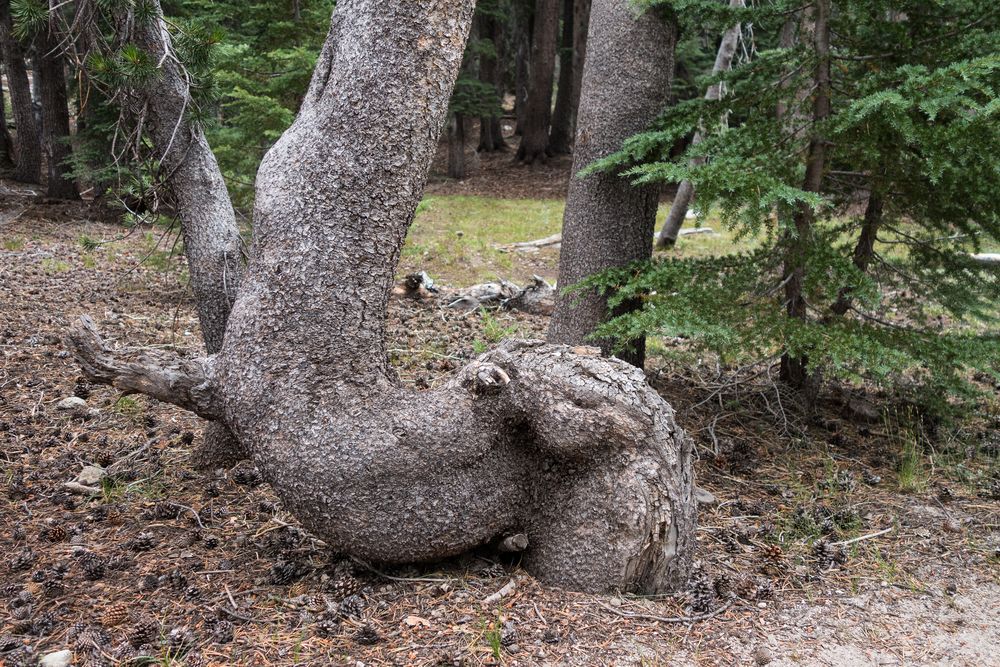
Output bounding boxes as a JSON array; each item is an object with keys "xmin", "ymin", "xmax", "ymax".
[{"xmin": 1, "ymin": 168, "xmax": 999, "ymax": 667}]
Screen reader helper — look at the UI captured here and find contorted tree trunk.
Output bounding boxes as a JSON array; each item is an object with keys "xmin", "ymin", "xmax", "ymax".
[
  {"xmin": 0, "ymin": 0, "xmax": 41, "ymax": 183},
  {"xmin": 117, "ymin": 1, "xmax": 247, "ymax": 466},
  {"xmin": 549, "ymin": 0, "xmax": 678, "ymax": 368},
  {"xmin": 70, "ymin": 0, "xmax": 695, "ymax": 594},
  {"xmin": 37, "ymin": 25, "xmax": 79, "ymax": 199},
  {"xmin": 656, "ymin": 0, "xmax": 743, "ymax": 248},
  {"xmin": 515, "ymin": 0, "xmax": 559, "ymax": 163}
]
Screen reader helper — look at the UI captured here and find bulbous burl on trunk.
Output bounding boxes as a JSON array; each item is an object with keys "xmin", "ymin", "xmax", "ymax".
[{"xmin": 69, "ymin": 0, "xmax": 695, "ymax": 594}]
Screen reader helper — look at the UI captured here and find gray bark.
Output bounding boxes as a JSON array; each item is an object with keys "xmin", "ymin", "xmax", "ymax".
[
  {"xmin": 69, "ymin": 0, "xmax": 694, "ymax": 594},
  {"xmin": 37, "ymin": 26, "xmax": 78, "ymax": 199},
  {"xmin": 656, "ymin": 0, "xmax": 743, "ymax": 248},
  {"xmin": 0, "ymin": 0, "xmax": 41, "ymax": 183},
  {"xmin": 124, "ymin": 1, "xmax": 246, "ymax": 465},
  {"xmin": 516, "ymin": 0, "xmax": 559, "ymax": 163},
  {"xmin": 548, "ymin": 0, "xmax": 679, "ymax": 368}
]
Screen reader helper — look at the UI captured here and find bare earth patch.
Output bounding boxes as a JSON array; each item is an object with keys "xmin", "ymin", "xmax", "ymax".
[{"xmin": 1, "ymin": 195, "xmax": 997, "ymax": 666}]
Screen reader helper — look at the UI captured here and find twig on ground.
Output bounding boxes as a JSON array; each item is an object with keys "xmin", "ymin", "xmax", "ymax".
[
  {"xmin": 597, "ymin": 599, "xmax": 733, "ymax": 624},
  {"xmin": 831, "ymin": 527, "xmax": 893, "ymax": 547}
]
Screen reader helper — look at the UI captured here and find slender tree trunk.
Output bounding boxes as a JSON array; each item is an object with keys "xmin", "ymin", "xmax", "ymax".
[
  {"xmin": 514, "ymin": 9, "xmax": 530, "ymax": 136},
  {"xmin": 125, "ymin": 1, "xmax": 247, "ymax": 466},
  {"xmin": 0, "ymin": 0, "xmax": 41, "ymax": 183},
  {"xmin": 780, "ymin": 0, "xmax": 831, "ymax": 389},
  {"xmin": 549, "ymin": 0, "xmax": 679, "ymax": 368},
  {"xmin": 447, "ymin": 112, "xmax": 466, "ymax": 179},
  {"xmin": 0, "ymin": 77, "xmax": 13, "ymax": 169},
  {"xmin": 477, "ymin": 13, "xmax": 508, "ymax": 152},
  {"xmin": 569, "ymin": 0, "xmax": 590, "ymax": 133},
  {"xmin": 656, "ymin": 0, "xmax": 743, "ymax": 248},
  {"xmin": 71, "ymin": 0, "xmax": 695, "ymax": 595},
  {"xmin": 515, "ymin": 0, "xmax": 559, "ymax": 163},
  {"xmin": 37, "ymin": 27, "xmax": 78, "ymax": 199},
  {"xmin": 547, "ymin": 0, "xmax": 575, "ymax": 154},
  {"xmin": 831, "ymin": 192, "xmax": 883, "ymax": 316}
]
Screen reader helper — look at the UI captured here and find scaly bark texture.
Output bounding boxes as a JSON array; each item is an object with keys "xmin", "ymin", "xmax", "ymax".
[
  {"xmin": 656, "ymin": 0, "xmax": 743, "ymax": 248},
  {"xmin": 0, "ymin": 0, "xmax": 41, "ymax": 183},
  {"xmin": 125, "ymin": 1, "xmax": 246, "ymax": 465},
  {"xmin": 549, "ymin": 1, "xmax": 678, "ymax": 368},
  {"xmin": 515, "ymin": 0, "xmax": 559, "ymax": 163},
  {"xmin": 37, "ymin": 27, "xmax": 78, "ymax": 200},
  {"xmin": 70, "ymin": 0, "xmax": 695, "ymax": 594},
  {"xmin": 547, "ymin": 0, "xmax": 576, "ymax": 154}
]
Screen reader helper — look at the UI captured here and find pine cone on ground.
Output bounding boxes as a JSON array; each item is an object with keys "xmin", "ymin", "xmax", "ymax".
[
  {"xmin": 688, "ymin": 575, "xmax": 717, "ymax": 614},
  {"xmin": 10, "ymin": 548, "xmax": 36, "ymax": 572},
  {"xmin": 165, "ymin": 626, "xmax": 196, "ymax": 655},
  {"xmin": 315, "ymin": 612, "xmax": 340, "ymax": 638},
  {"xmin": 353, "ymin": 624, "xmax": 380, "ymax": 645},
  {"xmin": 127, "ymin": 618, "xmax": 160, "ymax": 648},
  {"xmin": 812, "ymin": 540, "xmax": 847, "ymax": 569},
  {"xmin": 73, "ymin": 377, "xmax": 92, "ymax": 400},
  {"xmin": 102, "ymin": 604, "xmax": 130, "ymax": 627},
  {"xmin": 338, "ymin": 594, "xmax": 365, "ymax": 620},
  {"xmin": 735, "ymin": 575, "xmax": 758, "ymax": 600},
  {"xmin": 208, "ymin": 619, "xmax": 234, "ymax": 644},
  {"xmin": 713, "ymin": 574, "xmax": 733, "ymax": 600},
  {"xmin": 479, "ymin": 562, "xmax": 506, "ymax": 579},
  {"xmin": 328, "ymin": 571, "xmax": 366, "ymax": 600},
  {"xmin": 0, "ymin": 633, "xmax": 20, "ymax": 651},
  {"xmin": 80, "ymin": 552, "xmax": 106, "ymax": 580},
  {"xmin": 42, "ymin": 524, "xmax": 67, "ymax": 542},
  {"xmin": 43, "ymin": 578, "xmax": 65, "ymax": 598}
]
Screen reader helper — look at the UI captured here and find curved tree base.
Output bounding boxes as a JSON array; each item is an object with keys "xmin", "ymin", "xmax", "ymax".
[{"xmin": 69, "ymin": 324, "xmax": 694, "ymax": 593}]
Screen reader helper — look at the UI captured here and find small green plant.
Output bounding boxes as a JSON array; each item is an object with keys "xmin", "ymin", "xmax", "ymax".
[
  {"xmin": 482, "ymin": 614, "xmax": 503, "ymax": 661},
  {"xmin": 113, "ymin": 396, "xmax": 144, "ymax": 419},
  {"xmin": 480, "ymin": 309, "xmax": 518, "ymax": 343},
  {"xmin": 886, "ymin": 407, "xmax": 929, "ymax": 492},
  {"xmin": 2, "ymin": 236, "xmax": 25, "ymax": 251},
  {"xmin": 40, "ymin": 258, "xmax": 72, "ymax": 273},
  {"xmin": 472, "ymin": 339, "xmax": 488, "ymax": 355},
  {"xmin": 82, "ymin": 254, "xmax": 98, "ymax": 269}
]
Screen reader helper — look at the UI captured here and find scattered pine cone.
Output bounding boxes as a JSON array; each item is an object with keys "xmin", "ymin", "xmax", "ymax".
[
  {"xmin": 353, "ymin": 624, "xmax": 380, "ymax": 645},
  {"xmin": 10, "ymin": 548, "xmax": 36, "ymax": 572},
  {"xmin": 102, "ymin": 604, "xmax": 130, "ymax": 627},
  {"xmin": 761, "ymin": 544, "xmax": 784, "ymax": 562},
  {"xmin": 338, "ymin": 594, "xmax": 365, "ymax": 620},
  {"xmin": 208, "ymin": 619, "xmax": 234, "ymax": 644},
  {"xmin": 688, "ymin": 575, "xmax": 716, "ymax": 614},
  {"xmin": 479, "ymin": 563, "xmax": 506, "ymax": 579},
  {"xmin": 43, "ymin": 578, "xmax": 66, "ymax": 598},
  {"xmin": 126, "ymin": 532, "xmax": 155, "ymax": 552},
  {"xmin": 165, "ymin": 626, "xmax": 196, "ymax": 654},
  {"xmin": 42, "ymin": 524, "xmax": 67, "ymax": 543},
  {"xmin": 315, "ymin": 613, "xmax": 340, "ymax": 638},
  {"xmin": 80, "ymin": 552, "xmax": 106, "ymax": 581},
  {"xmin": 713, "ymin": 574, "xmax": 733, "ymax": 600},
  {"xmin": 813, "ymin": 540, "xmax": 847, "ymax": 570},
  {"xmin": 328, "ymin": 571, "xmax": 365, "ymax": 600},
  {"xmin": 73, "ymin": 377, "xmax": 92, "ymax": 399},
  {"xmin": 127, "ymin": 618, "xmax": 159, "ymax": 648}
]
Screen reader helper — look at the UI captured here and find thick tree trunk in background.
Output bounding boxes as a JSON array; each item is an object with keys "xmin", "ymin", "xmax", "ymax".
[
  {"xmin": 477, "ymin": 13, "xmax": 508, "ymax": 152},
  {"xmin": 71, "ymin": 0, "xmax": 694, "ymax": 594},
  {"xmin": 515, "ymin": 0, "xmax": 559, "ymax": 163},
  {"xmin": 0, "ymin": 0, "xmax": 41, "ymax": 183},
  {"xmin": 547, "ymin": 0, "xmax": 575, "ymax": 154},
  {"xmin": 37, "ymin": 28, "xmax": 78, "ymax": 199},
  {"xmin": 780, "ymin": 0, "xmax": 830, "ymax": 389},
  {"xmin": 127, "ymin": 1, "xmax": 246, "ymax": 466},
  {"xmin": 549, "ymin": 1, "xmax": 679, "ymax": 368},
  {"xmin": 656, "ymin": 0, "xmax": 743, "ymax": 248},
  {"xmin": 0, "ymin": 78, "xmax": 13, "ymax": 169},
  {"xmin": 447, "ymin": 112, "xmax": 466, "ymax": 179}
]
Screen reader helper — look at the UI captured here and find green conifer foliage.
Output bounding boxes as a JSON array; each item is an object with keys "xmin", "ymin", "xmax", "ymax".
[{"xmin": 580, "ymin": 0, "xmax": 1000, "ymax": 405}]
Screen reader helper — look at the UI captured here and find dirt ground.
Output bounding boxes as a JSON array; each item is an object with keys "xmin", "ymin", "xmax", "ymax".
[{"xmin": 1, "ymin": 178, "xmax": 998, "ymax": 666}]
